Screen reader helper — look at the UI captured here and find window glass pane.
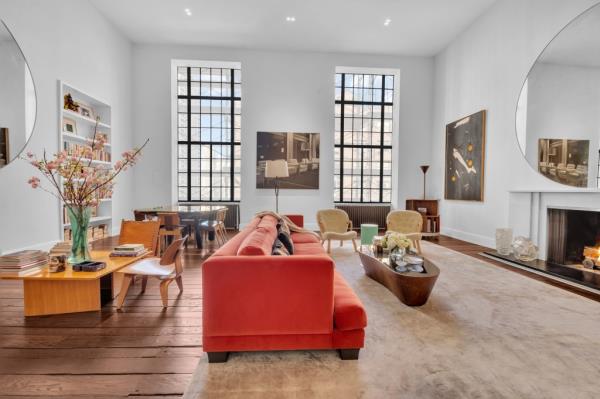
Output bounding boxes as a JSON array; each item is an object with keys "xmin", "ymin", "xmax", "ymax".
[{"xmin": 334, "ymin": 72, "xmax": 395, "ymax": 204}]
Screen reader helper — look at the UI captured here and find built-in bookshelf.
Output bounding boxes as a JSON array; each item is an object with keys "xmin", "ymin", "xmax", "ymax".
[{"xmin": 58, "ymin": 81, "xmax": 112, "ymax": 242}]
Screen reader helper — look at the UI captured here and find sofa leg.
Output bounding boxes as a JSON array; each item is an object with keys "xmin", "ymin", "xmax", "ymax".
[
  {"xmin": 339, "ymin": 348, "xmax": 360, "ymax": 360},
  {"xmin": 207, "ymin": 352, "xmax": 229, "ymax": 363}
]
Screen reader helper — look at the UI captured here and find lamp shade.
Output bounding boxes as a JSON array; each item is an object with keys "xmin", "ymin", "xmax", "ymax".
[{"xmin": 265, "ymin": 159, "xmax": 289, "ymax": 178}]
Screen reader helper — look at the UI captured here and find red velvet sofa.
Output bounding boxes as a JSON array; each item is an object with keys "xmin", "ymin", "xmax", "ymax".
[{"xmin": 202, "ymin": 214, "xmax": 367, "ymax": 363}]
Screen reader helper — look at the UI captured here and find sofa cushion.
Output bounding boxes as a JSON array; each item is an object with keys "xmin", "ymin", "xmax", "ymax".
[
  {"xmin": 213, "ymin": 217, "xmax": 261, "ymax": 256},
  {"xmin": 333, "ymin": 271, "xmax": 367, "ymax": 331},
  {"xmin": 237, "ymin": 226, "xmax": 277, "ymax": 256},
  {"xmin": 294, "ymin": 242, "xmax": 327, "ymax": 256},
  {"xmin": 257, "ymin": 214, "xmax": 279, "ymax": 229},
  {"xmin": 291, "ymin": 232, "xmax": 321, "ymax": 244}
]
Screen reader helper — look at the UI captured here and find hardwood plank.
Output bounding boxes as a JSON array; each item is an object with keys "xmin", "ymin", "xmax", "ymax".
[{"xmin": 0, "ymin": 347, "xmax": 203, "ymax": 359}]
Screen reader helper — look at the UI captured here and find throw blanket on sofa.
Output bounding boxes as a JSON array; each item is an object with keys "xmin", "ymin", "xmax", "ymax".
[{"xmin": 255, "ymin": 211, "xmax": 320, "ymax": 240}]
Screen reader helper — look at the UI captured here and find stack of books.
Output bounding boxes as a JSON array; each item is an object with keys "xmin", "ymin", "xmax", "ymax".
[
  {"xmin": 0, "ymin": 250, "xmax": 48, "ymax": 276},
  {"xmin": 49, "ymin": 242, "xmax": 72, "ymax": 258},
  {"xmin": 110, "ymin": 244, "xmax": 147, "ymax": 257}
]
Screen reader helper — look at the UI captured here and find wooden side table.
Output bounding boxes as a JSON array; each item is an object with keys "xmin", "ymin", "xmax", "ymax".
[
  {"xmin": 406, "ymin": 199, "xmax": 440, "ymax": 240},
  {"xmin": 0, "ymin": 250, "xmax": 147, "ymax": 316}
]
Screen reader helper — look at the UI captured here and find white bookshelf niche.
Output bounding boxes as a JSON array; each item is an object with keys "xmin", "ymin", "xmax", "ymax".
[{"xmin": 58, "ymin": 81, "xmax": 112, "ymax": 243}]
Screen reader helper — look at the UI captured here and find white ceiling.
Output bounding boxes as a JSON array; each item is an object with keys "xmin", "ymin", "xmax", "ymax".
[
  {"xmin": 539, "ymin": 3, "xmax": 600, "ymax": 68},
  {"xmin": 91, "ymin": 0, "xmax": 497, "ymax": 56}
]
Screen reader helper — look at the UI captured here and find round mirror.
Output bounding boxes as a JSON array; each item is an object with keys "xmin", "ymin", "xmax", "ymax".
[
  {"xmin": 0, "ymin": 19, "xmax": 36, "ymax": 169},
  {"xmin": 516, "ymin": 4, "xmax": 600, "ymax": 188}
]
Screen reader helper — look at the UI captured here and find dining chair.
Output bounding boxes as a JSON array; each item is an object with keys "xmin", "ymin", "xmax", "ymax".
[
  {"xmin": 386, "ymin": 210, "xmax": 424, "ymax": 254},
  {"xmin": 179, "ymin": 211, "xmax": 198, "ymax": 247},
  {"xmin": 157, "ymin": 212, "xmax": 188, "ymax": 254},
  {"xmin": 118, "ymin": 220, "xmax": 160, "ymax": 256},
  {"xmin": 316, "ymin": 209, "xmax": 358, "ymax": 253},
  {"xmin": 116, "ymin": 236, "xmax": 188, "ymax": 310},
  {"xmin": 198, "ymin": 208, "xmax": 228, "ymax": 247}
]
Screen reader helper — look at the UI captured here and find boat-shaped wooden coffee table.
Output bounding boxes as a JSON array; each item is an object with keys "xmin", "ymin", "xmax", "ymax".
[{"xmin": 359, "ymin": 246, "xmax": 440, "ymax": 306}]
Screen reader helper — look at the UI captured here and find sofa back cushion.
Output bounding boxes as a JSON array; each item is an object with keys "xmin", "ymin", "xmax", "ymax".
[
  {"xmin": 237, "ymin": 216, "xmax": 278, "ymax": 256},
  {"xmin": 213, "ymin": 217, "xmax": 261, "ymax": 256}
]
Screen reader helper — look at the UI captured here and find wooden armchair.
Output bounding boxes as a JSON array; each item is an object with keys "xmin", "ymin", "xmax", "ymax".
[
  {"xmin": 316, "ymin": 209, "xmax": 358, "ymax": 253},
  {"xmin": 117, "ymin": 236, "xmax": 188, "ymax": 310},
  {"xmin": 386, "ymin": 210, "xmax": 424, "ymax": 253}
]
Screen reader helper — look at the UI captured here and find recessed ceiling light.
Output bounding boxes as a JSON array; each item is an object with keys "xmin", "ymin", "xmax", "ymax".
[
  {"xmin": 184, "ymin": 8, "xmax": 192, "ymax": 16},
  {"xmin": 384, "ymin": 18, "xmax": 391, "ymax": 26},
  {"xmin": 286, "ymin": 16, "xmax": 296, "ymax": 22}
]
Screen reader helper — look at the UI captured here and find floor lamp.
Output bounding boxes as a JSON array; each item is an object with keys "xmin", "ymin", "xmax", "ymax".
[{"xmin": 265, "ymin": 160, "xmax": 289, "ymax": 213}]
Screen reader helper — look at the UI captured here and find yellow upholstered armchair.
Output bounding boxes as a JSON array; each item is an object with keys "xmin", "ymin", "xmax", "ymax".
[
  {"xmin": 316, "ymin": 209, "xmax": 358, "ymax": 253},
  {"xmin": 386, "ymin": 210, "xmax": 424, "ymax": 253}
]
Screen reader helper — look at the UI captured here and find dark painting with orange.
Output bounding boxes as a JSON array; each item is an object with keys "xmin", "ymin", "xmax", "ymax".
[{"xmin": 444, "ymin": 110, "xmax": 486, "ymax": 201}]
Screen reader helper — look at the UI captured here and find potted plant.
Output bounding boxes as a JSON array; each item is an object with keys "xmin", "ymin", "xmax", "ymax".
[{"xmin": 25, "ymin": 120, "xmax": 148, "ymax": 263}]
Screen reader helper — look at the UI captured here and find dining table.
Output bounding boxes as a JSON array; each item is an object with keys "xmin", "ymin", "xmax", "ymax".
[{"xmin": 134, "ymin": 204, "xmax": 228, "ymax": 248}]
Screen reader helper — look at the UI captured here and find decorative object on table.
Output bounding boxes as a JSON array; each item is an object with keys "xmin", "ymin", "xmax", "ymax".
[
  {"xmin": 264, "ymin": 159, "xmax": 289, "ymax": 213},
  {"xmin": 360, "ymin": 223, "xmax": 379, "ymax": 246},
  {"xmin": 420, "ymin": 165, "xmax": 430, "ymax": 199},
  {"xmin": 511, "ymin": 236, "xmax": 538, "ymax": 262},
  {"xmin": 372, "ymin": 235, "xmax": 384, "ymax": 256},
  {"xmin": 23, "ymin": 119, "xmax": 148, "ymax": 263},
  {"xmin": 445, "ymin": 110, "xmax": 486, "ymax": 201},
  {"xmin": 78, "ymin": 101, "xmax": 94, "ymax": 119},
  {"xmin": 62, "ymin": 117, "xmax": 77, "ymax": 135},
  {"xmin": 63, "ymin": 93, "xmax": 79, "ymax": 112},
  {"xmin": 0, "ymin": 250, "xmax": 48, "ymax": 277},
  {"xmin": 48, "ymin": 255, "xmax": 66, "ymax": 273},
  {"xmin": 495, "ymin": 228, "xmax": 513, "ymax": 256},
  {"xmin": 256, "ymin": 131, "xmax": 320, "ymax": 190},
  {"xmin": 582, "ymin": 246, "xmax": 600, "ymax": 269},
  {"xmin": 381, "ymin": 232, "xmax": 413, "ymax": 268},
  {"xmin": 72, "ymin": 261, "xmax": 106, "ymax": 272}
]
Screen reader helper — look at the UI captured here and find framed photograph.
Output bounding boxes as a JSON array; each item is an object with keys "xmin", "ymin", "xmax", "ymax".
[
  {"xmin": 78, "ymin": 101, "xmax": 95, "ymax": 120},
  {"xmin": 444, "ymin": 110, "xmax": 486, "ymax": 201},
  {"xmin": 256, "ymin": 132, "xmax": 320, "ymax": 189},
  {"xmin": 538, "ymin": 138, "xmax": 589, "ymax": 187},
  {"xmin": 62, "ymin": 117, "xmax": 77, "ymax": 135}
]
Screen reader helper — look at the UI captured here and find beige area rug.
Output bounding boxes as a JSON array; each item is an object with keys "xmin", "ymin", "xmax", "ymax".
[{"xmin": 184, "ymin": 241, "xmax": 600, "ymax": 399}]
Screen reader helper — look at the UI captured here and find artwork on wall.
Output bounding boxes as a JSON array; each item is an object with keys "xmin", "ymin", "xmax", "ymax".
[
  {"xmin": 256, "ymin": 131, "xmax": 320, "ymax": 189},
  {"xmin": 62, "ymin": 118, "xmax": 77, "ymax": 135},
  {"xmin": 538, "ymin": 138, "xmax": 589, "ymax": 187},
  {"xmin": 444, "ymin": 110, "xmax": 486, "ymax": 201}
]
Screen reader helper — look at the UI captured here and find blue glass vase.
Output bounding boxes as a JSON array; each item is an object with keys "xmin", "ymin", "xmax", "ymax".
[{"xmin": 67, "ymin": 206, "xmax": 92, "ymax": 264}]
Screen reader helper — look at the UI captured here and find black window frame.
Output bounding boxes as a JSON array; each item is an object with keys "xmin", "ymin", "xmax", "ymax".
[
  {"xmin": 334, "ymin": 72, "xmax": 394, "ymax": 204},
  {"xmin": 176, "ymin": 65, "xmax": 241, "ymax": 203}
]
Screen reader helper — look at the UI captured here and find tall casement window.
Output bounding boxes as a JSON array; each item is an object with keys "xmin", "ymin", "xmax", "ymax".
[
  {"xmin": 334, "ymin": 70, "xmax": 396, "ymax": 203},
  {"xmin": 174, "ymin": 62, "xmax": 241, "ymax": 202}
]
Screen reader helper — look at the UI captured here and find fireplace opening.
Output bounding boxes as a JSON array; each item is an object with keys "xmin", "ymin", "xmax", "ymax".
[{"xmin": 547, "ymin": 208, "xmax": 600, "ymax": 267}]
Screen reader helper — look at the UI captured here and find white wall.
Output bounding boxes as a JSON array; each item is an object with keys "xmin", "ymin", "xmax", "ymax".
[
  {"xmin": 525, "ymin": 62, "xmax": 600, "ymax": 186},
  {"xmin": 132, "ymin": 45, "xmax": 433, "ymax": 228},
  {"xmin": 0, "ymin": 0, "xmax": 134, "ymax": 253},
  {"xmin": 430, "ymin": 0, "xmax": 599, "ymax": 247}
]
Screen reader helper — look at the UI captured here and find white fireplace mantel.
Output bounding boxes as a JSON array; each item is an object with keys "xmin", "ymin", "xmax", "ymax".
[{"xmin": 508, "ymin": 189, "xmax": 600, "ymax": 260}]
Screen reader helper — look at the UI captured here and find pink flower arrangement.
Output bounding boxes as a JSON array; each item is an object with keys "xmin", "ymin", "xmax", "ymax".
[{"xmin": 24, "ymin": 119, "xmax": 148, "ymax": 209}]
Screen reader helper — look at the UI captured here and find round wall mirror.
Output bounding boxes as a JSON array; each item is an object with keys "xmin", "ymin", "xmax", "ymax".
[
  {"xmin": 516, "ymin": 4, "xmax": 600, "ymax": 188},
  {"xmin": 0, "ymin": 19, "xmax": 36, "ymax": 169}
]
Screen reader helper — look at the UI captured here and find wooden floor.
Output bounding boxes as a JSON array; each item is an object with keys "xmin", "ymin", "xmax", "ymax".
[
  {"xmin": 0, "ymin": 233, "xmax": 597, "ymax": 398},
  {"xmin": 0, "ymin": 236, "xmax": 220, "ymax": 398}
]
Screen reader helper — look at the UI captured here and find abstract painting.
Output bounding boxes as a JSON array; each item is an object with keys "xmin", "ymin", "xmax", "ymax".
[
  {"xmin": 445, "ymin": 110, "xmax": 486, "ymax": 201},
  {"xmin": 256, "ymin": 132, "xmax": 320, "ymax": 189}
]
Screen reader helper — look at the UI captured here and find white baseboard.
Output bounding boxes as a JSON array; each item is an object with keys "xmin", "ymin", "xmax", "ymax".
[
  {"xmin": 441, "ymin": 227, "xmax": 495, "ymax": 249},
  {"xmin": 0, "ymin": 239, "xmax": 60, "ymax": 256}
]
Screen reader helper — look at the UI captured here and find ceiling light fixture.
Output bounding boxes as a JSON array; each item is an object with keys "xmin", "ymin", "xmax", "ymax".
[
  {"xmin": 184, "ymin": 8, "xmax": 192, "ymax": 16},
  {"xmin": 384, "ymin": 18, "xmax": 391, "ymax": 26},
  {"xmin": 286, "ymin": 16, "xmax": 296, "ymax": 22}
]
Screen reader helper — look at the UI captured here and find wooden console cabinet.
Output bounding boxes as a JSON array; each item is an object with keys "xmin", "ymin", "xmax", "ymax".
[{"xmin": 406, "ymin": 199, "xmax": 440, "ymax": 240}]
